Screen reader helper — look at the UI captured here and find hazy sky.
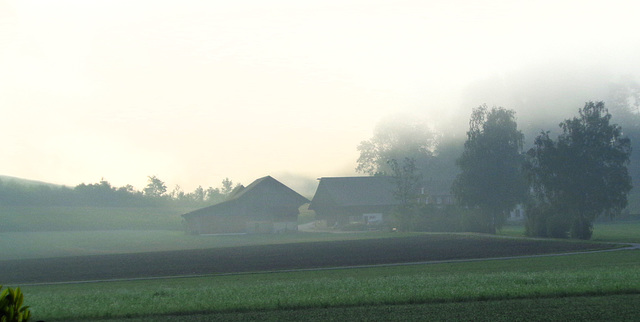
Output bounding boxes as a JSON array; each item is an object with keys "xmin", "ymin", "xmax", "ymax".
[{"xmin": 2, "ymin": 0, "xmax": 639, "ymax": 192}]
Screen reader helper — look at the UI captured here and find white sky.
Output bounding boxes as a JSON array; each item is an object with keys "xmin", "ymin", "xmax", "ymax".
[{"xmin": 1, "ymin": 0, "xmax": 639, "ymax": 191}]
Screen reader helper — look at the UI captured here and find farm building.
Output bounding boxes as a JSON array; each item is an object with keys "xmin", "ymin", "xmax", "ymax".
[
  {"xmin": 309, "ymin": 176, "xmax": 398, "ymax": 227},
  {"xmin": 182, "ymin": 176, "xmax": 309, "ymax": 235},
  {"xmin": 309, "ymin": 176, "xmax": 454, "ymax": 227}
]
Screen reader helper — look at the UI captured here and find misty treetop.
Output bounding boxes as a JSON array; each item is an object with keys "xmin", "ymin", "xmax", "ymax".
[
  {"xmin": 356, "ymin": 114, "xmax": 438, "ymax": 176},
  {"xmin": 526, "ymin": 101, "xmax": 632, "ymax": 239},
  {"xmin": 452, "ymin": 105, "xmax": 528, "ymax": 233},
  {"xmin": 355, "ymin": 115, "xmax": 462, "ymax": 190}
]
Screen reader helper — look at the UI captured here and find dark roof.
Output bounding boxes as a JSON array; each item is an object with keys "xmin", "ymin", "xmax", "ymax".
[
  {"xmin": 183, "ymin": 176, "xmax": 309, "ymax": 218},
  {"xmin": 309, "ymin": 176, "xmax": 399, "ymax": 209}
]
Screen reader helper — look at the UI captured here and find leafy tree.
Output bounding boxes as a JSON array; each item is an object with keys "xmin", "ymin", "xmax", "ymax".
[
  {"xmin": 452, "ymin": 105, "xmax": 528, "ymax": 233},
  {"xmin": 356, "ymin": 115, "xmax": 437, "ymax": 176},
  {"xmin": 205, "ymin": 186, "xmax": 223, "ymax": 202},
  {"xmin": 388, "ymin": 157, "xmax": 422, "ymax": 231},
  {"xmin": 607, "ymin": 79, "xmax": 640, "ymax": 213},
  {"xmin": 169, "ymin": 184, "xmax": 185, "ymax": 200},
  {"xmin": 526, "ymin": 101, "xmax": 632, "ymax": 239},
  {"xmin": 116, "ymin": 184, "xmax": 136, "ymax": 194},
  {"xmin": 143, "ymin": 175, "xmax": 167, "ymax": 197},
  {"xmin": 191, "ymin": 185, "xmax": 205, "ymax": 202},
  {"xmin": 221, "ymin": 178, "xmax": 234, "ymax": 195}
]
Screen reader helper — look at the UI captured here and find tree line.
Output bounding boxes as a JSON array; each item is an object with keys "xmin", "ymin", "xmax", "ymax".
[
  {"xmin": 358, "ymin": 101, "xmax": 634, "ymax": 240},
  {"xmin": 0, "ymin": 176, "xmax": 241, "ymax": 208}
]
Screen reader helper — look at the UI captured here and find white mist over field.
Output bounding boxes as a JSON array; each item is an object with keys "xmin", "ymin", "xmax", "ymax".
[{"xmin": 1, "ymin": 0, "xmax": 639, "ymax": 193}]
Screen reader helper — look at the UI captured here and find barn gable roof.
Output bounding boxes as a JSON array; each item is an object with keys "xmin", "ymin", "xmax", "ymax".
[
  {"xmin": 182, "ymin": 175, "xmax": 309, "ymax": 219},
  {"xmin": 309, "ymin": 176, "xmax": 399, "ymax": 209}
]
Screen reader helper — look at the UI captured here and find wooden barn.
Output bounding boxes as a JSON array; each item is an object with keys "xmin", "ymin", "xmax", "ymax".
[
  {"xmin": 309, "ymin": 176, "xmax": 454, "ymax": 227},
  {"xmin": 182, "ymin": 176, "xmax": 309, "ymax": 235},
  {"xmin": 309, "ymin": 176, "xmax": 399, "ymax": 227}
]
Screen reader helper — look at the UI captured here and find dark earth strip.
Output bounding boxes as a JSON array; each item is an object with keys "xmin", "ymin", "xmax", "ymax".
[{"xmin": 0, "ymin": 235, "xmax": 610, "ymax": 284}]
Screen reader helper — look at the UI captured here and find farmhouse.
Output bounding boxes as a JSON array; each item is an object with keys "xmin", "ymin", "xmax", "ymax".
[
  {"xmin": 309, "ymin": 176, "xmax": 455, "ymax": 227},
  {"xmin": 182, "ymin": 176, "xmax": 309, "ymax": 235}
]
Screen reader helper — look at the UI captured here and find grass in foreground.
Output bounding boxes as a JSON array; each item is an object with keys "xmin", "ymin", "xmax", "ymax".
[
  {"xmin": 20, "ymin": 250, "xmax": 640, "ymax": 321},
  {"xmin": 100, "ymin": 294, "xmax": 640, "ymax": 322}
]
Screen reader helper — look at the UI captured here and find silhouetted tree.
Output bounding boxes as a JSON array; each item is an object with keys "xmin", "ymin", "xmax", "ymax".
[
  {"xmin": 191, "ymin": 185, "xmax": 205, "ymax": 202},
  {"xmin": 526, "ymin": 101, "xmax": 632, "ymax": 239},
  {"xmin": 143, "ymin": 175, "xmax": 167, "ymax": 197},
  {"xmin": 356, "ymin": 115, "xmax": 437, "ymax": 176},
  {"xmin": 169, "ymin": 184, "xmax": 185, "ymax": 200},
  {"xmin": 205, "ymin": 186, "xmax": 223, "ymax": 202},
  {"xmin": 607, "ymin": 79, "xmax": 640, "ymax": 212},
  {"xmin": 452, "ymin": 105, "xmax": 528, "ymax": 233},
  {"xmin": 388, "ymin": 157, "xmax": 422, "ymax": 231},
  {"xmin": 221, "ymin": 178, "xmax": 234, "ymax": 195}
]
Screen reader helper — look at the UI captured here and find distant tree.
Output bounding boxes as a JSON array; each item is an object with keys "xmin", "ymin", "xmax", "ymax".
[
  {"xmin": 116, "ymin": 184, "xmax": 137, "ymax": 194},
  {"xmin": 388, "ymin": 157, "xmax": 422, "ymax": 231},
  {"xmin": 191, "ymin": 185, "xmax": 205, "ymax": 202},
  {"xmin": 221, "ymin": 178, "xmax": 234, "ymax": 195},
  {"xmin": 356, "ymin": 115, "xmax": 437, "ymax": 176},
  {"xmin": 169, "ymin": 184, "xmax": 185, "ymax": 200},
  {"xmin": 74, "ymin": 178, "xmax": 119, "ymax": 206},
  {"xmin": 526, "ymin": 101, "xmax": 632, "ymax": 239},
  {"xmin": 452, "ymin": 105, "xmax": 528, "ymax": 233},
  {"xmin": 205, "ymin": 186, "xmax": 223, "ymax": 202},
  {"xmin": 143, "ymin": 176, "xmax": 167, "ymax": 197},
  {"xmin": 607, "ymin": 79, "xmax": 640, "ymax": 212}
]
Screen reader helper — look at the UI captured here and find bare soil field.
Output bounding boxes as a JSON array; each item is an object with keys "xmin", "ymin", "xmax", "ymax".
[{"xmin": 0, "ymin": 234, "xmax": 610, "ymax": 284}]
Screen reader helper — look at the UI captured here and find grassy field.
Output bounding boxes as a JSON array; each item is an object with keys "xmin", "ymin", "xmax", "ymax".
[
  {"xmin": 3, "ymin": 220, "xmax": 639, "ymax": 321},
  {"xmin": 93, "ymin": 294, "xmax": 640, "ymax": 322},
  {"xmin": 0, "ymin": 205, "xmax": 191, "ymax": 232},
  {"xmin": 18, "ymin": 250, "xmax": 640, "ymax": 321}
]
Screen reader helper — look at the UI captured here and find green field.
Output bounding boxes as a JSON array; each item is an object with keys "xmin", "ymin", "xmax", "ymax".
[
  {"xmin": 17, "ymin": 250, "xmax": 640, "ymax": 321},
  {"xmin": 3, "ymin": 221, "xmax": 640, "ymax": 321},
  {"xmin": 0, "ymin": 205, "xmax": 191, "ymax": 232}
]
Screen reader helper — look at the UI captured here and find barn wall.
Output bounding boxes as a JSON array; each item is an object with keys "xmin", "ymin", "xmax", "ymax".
[{"xmin": 185, "ymin": 215, "xmax": 245, "ymax": 234}]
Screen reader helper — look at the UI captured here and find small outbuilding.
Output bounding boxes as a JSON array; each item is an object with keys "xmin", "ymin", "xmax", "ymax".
[{"xmin": 182, "ymin": 176, "xmax": 309, "ymax": 235}]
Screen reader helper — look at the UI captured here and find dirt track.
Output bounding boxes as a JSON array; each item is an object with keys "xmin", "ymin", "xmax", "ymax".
[{"xmin": 0, "ymin": 234, "xmax": 611, "ymax": 284}]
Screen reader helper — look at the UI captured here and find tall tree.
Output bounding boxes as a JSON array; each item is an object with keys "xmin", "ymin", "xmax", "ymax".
[
  {"xmin": 192, "ymin": 185, "xmax": 205, "ymax": 202},
  {"xmin": 526, "ymin": 101, "xmax": 632, "ymax": 239},
  {"xmin": 356, "ymin": 114, "xmax": 437, "ymax": 176},
  {"xmin": 388, "ymin": 157, "xmax": 422, "ymax": 231},
  {"xmin": 607, "ymin": 78, "xmax": 640, "ymax": 212},
  {"xmin": 169, "ymin": 184, "xmax": 185, "ymax": 200},
  {"xmin": 221, "ymin": 178, "xmax": 234, "ymax": 195},
  {"xmin": 452, "ymin": 105, "xmax": 527, "ymax": 233},
  {"xmin": 205, "ymin": 187, "xmax": 223, "ymax": 202},
  {"xmin": 143, "ymin": 175, "xmax": 167, "ymax": 197}
]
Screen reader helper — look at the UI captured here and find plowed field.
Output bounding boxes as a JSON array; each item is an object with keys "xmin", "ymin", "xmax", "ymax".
[{"xmin": 0, "ymin": 234, "xmax": 609, "ymax": 284}]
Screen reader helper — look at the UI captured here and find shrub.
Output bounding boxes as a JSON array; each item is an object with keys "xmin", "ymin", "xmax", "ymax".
[{"xmin": 0, "ymin": 285, "xmax": 31, "ymax": 322}]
